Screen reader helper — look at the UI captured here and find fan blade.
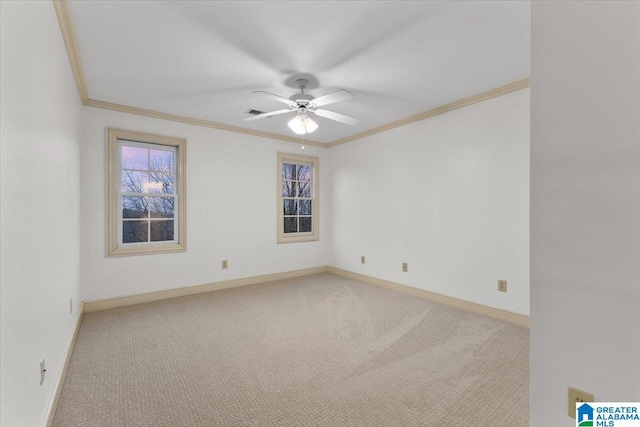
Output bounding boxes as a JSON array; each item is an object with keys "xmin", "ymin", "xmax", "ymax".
[
  {"xmin": 243, "ymin": 109, "xmax": 295, "ymax": 121},
  {"xmin": 310, "ymin": 89, "xmax": 354, "ymax": 108},
  {"xmin": 313, "ymin": 109, "xmax": 360, "ymax": 126},
  {"xmin": 251, "ymin": 91, "xmax": 297, "ymax": 108}
]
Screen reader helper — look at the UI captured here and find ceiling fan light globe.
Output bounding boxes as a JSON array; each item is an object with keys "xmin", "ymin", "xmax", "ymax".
[
  {"xmin": 304, "ymin": 117, "xmax": 318, "ymax": 133},
  {"xmin": 287, "ymin": 116, "xmax": 306, "ymax": 134},
  {"xmin": 288, "ymin": 115, "xmax": 318, "ymax": 135}
]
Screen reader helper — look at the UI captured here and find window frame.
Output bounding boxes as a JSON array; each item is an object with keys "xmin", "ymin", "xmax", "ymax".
[
  {"xmin": 277, "ymin": 152, "xmax": 319, "ymax": 244},
  {"xmin": 107, "ymin": 128, "xmax": 187, "ymax": 256}
]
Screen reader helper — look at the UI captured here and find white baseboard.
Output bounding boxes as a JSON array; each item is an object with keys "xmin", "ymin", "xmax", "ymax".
[
  {"xmin": 44, "ymin": 302, "xmax": 85, "ymax": 427},
  {"xmin": 84, "ymin": 266, "xmax": 330, "ymax": 312},
  {"xmin": 83, "ymin": 266, "xmax": 529, "ymax": 327},
  {"xmin": 327, "ymin": 267, "xmax": 530, "ymax": 328},
  {"xmin": 84, "ymin": 265, "xmax": 529, "ymax": 327}
]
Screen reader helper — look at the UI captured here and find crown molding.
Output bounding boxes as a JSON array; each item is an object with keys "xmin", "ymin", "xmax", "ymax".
[
  {"xmin": 54, "ymin": 0, "xmax": 529, "ymax": 150},
  {"xmin": 327, "ymin": 78, "xmax": 530, "ymax": 148},
  {"xmin": 84, "ymin": 99, "xmax": 327, "ymax": 147},
  {"xmin": 53, "ymin": 0, "xmax": 88, "ymax": 103}
]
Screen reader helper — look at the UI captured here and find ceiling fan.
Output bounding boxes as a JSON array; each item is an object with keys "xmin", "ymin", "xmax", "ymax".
[{"xmin": 243, "ymin": 79, "xmax": 360, "ymax": 135}]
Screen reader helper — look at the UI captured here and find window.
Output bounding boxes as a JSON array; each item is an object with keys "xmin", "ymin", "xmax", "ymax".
[
  {"xmin": 277, "ymin": 152, "xmax": 319, "ymax": 243},
  {"xmin": 108, "ymin": 129, "xmax": 186, "ymax": 256}
]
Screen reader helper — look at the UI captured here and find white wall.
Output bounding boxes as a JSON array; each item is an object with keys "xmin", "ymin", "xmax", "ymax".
[
  {"xmin": 0, "ymin": 2, "xmax": 82, "ymax": 427},
  {"xmin": 531, "ymin": 2, "xmax": 640, "ymax": 426},
  {"xmin": 329, "ymin": 89, "xmax": 530, "ymax": 315},
  {"xmin": 80, "ymin": 108, "xmax": 330, "ymax": 301}
]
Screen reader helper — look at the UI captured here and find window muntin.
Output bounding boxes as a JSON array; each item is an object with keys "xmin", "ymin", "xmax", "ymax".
[
  {"xmin": 108, "ymin": 129, "xmax": 186, "ymax": 256},
  {"xmin": 282, "ymin": 163, "xmax": 313, "ymax": 234},
  {"xmin": 118, "ymin": 141, "xmax": 178, "ymax": 245},
  {"xmin": 277, "ymin": 153, "xmax": 319, "ymax": 243}
]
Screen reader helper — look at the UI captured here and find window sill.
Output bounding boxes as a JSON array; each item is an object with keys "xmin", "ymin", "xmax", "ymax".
[
  {"xmin": 108, "ymin": 242, "xmax": 186, "ymax": 257},
  {"xmin": 277, "ymin": 234, "xmax": 319, "ymax": 244}
]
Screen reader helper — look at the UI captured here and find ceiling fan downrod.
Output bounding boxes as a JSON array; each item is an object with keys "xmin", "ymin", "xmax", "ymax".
[
  {"xmin": 296, "ymin": 79, "xmax": 309, "ymax": 94},
  {"xmin": 289, "ymin": 79, "xmax": 314, "ymax": 106}
]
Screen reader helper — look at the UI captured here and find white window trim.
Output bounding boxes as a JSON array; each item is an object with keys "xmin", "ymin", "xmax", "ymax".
[
  {"xmin": 277, "ymin": 152, "xmax": 319, "ymax": 244},
  {"xmin": 107, "ymin": 128, "xmax": 187, "ymax": 256}
]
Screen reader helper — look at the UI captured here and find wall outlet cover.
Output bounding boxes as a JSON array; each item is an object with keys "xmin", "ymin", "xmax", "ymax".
[
  {"xmin": 222, "ymin": 260, "xmax": 228, "ymax": 269},
  {"xmin": 498, "ymin": 279, "xmax": 507, "ymax": 292},
  {"xmin": 402, "ymin": 262, "xmax": 408, "ymax": 272},
  {"xmin": 40, "ymin": 359, "xmax": 46, "ymax": 385},
  {"xmin": 361, "ymin": 256, "xmax": 365, "ymax": 264},
  {"xmin": 568, "ymin": 387, "xmax": 594, "ymax": 418}
]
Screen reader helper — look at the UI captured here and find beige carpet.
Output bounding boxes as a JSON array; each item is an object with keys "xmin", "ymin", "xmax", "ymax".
[{"xmin": 53, "ymin": 273, "xmax": 529, "ymax": 427}]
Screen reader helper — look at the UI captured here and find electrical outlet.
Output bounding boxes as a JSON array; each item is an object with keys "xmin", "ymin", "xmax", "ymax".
[
  {"xmin": 361, "ymin": 256, "xmax": 365, "ymax": 264},
  {"xmin": 402, "ymin": 262, "xmax": 408, "ymax": 272},
  {"xmin": 568, "ymin": 387, "xmax": 594, "ymax": 418},
  {"xmin": 40, "ymin": 359, "xmax": 46, "ymax": 385},
  {"xmin": 222, "ymin": 260, "xmax": 228, "ymax": 269},
  {"xmin": 70, "ymin": 298, "xmax": 73, "ymax": 314},
  {"xmin": 498, "ymin": 280, "xmax": 507, "ymax": 292}
]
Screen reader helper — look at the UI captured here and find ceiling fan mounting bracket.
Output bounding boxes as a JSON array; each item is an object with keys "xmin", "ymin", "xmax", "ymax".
[{"xmin": 295, "ymin": 79, "xmax": 310, "ymax": 91}]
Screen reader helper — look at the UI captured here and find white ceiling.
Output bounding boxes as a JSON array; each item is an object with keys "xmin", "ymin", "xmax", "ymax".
[{"xmin": 70, "ymin": 1, "xmax": 530, "ymax": 144}]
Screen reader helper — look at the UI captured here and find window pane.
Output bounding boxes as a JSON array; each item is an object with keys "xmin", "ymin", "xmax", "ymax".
[
  {"xmin": 149, "ymin": 196, "xmax": 175, "ymax": 218},
  {"xmin": 150, "ymin": 149, "xmax": 174, "ymax": 172},
  {"xmin": 123, "ymin": 220, "xmax": 148, "ymax": 243},
  {"xmin": 297, "ymin": 165, "xmax": 311, "ymax": 181},
  {"xmin": 282, "ymin": 181, "xmax": 297, "ymax": 197},
  {"xmin": 284, "ymin": 217, "xmax": 297, "ymax": 233},
  {"xmin": 283, "ymin": 200, "xmax": 297, "ymax": 215},
  {"xmin": 121, "ymin": 170, "xmax": 148, "ymax": 193},
  {"xmin": 299, "ymin": 200, "xmax": 311, "ymax": 215},
  {"xmin": 299, "ymin": 217, "xmax": 312, "ymax": 233},
  {"xmin": 150, "ymin": 220, "xmax": 174, "ymax": 241},
  {"xmin": 121, "ymin": 145, "xmax": 148, "ymax": 170},
  {"xmin": 123, "ymin": 196, "xmax": 148, "ymax": 218},
  {"xmin": 298, "ymin": 181, "xmax": 311, "ymax": 198},
  {"xmin": 148, "ymin": 172, "xmax": 174, "ymax": 194},
  {"xmin": 282, "ymin": 162, "xmax": 297, "ymax": 180}
]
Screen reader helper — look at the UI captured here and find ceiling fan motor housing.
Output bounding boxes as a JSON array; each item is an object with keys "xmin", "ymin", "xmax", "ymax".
[
  {"xmin": 289, "ymin": 93, "xmax": 314, "ymax": 106},
  {"xmin": 289, "ymin": 79, "xmax": 314, "ymax": 106}
]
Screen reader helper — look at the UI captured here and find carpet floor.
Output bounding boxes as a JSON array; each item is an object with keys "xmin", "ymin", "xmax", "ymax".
[{"xmin": 53, "ymin": 273, "xmax": 529, "ymax": 427}]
